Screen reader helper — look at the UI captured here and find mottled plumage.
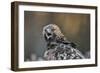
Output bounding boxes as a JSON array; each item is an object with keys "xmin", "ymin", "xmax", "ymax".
[{"xmin": 43, "ymin": 24, "xmax": 85, "ymax": 60}]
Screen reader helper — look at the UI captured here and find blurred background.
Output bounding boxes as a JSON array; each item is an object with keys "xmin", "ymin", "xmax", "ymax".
[{"xmin": 24, "ymin": 11, "xmax": 90, "ymax": 61}]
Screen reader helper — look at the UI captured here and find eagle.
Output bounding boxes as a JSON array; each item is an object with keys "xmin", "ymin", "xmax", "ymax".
[{"xmin": 43, "ymin": 24, "xmax": 85, "ymax": 60}]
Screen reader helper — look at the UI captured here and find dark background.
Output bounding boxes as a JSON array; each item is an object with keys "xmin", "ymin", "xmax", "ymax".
[{"xmin": 24, "ymin": 11, "xmax": 90, "ymax": 61}]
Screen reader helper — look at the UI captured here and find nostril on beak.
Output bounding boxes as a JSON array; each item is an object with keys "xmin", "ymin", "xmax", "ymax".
[{"xmin": 47, "ymin": 33, "xmax": 52, "ymax": 36}]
